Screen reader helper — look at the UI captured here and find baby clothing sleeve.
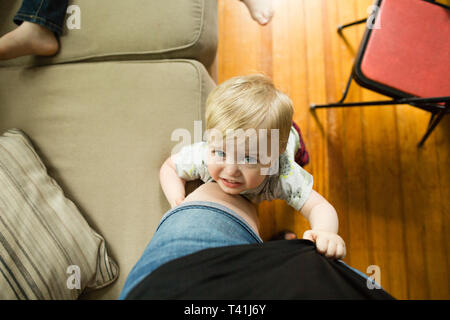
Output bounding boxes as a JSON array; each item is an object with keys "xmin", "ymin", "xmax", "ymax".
[
  {"xmin": 273, "ymin": 153, "xmax": 314, "ymax": 211},
  {"xmin": 173, "ymin": 142, "xmax": 211, "ymax": 182}
]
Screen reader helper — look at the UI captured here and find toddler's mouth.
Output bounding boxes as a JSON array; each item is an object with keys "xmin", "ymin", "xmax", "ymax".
[{"xmin": 220, "ymin": 178, "xmax": 243, "ymax": 188}]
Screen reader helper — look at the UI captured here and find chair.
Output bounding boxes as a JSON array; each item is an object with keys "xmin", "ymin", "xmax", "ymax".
[{"xmin": 310, "ymin": 0, "xmax": 450, "ymax": 147}]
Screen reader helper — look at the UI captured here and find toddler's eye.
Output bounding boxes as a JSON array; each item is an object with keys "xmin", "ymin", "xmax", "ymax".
[
  {"xmin": 244, "ymin": 156, "xmax": 257, "ymax": 164},
  {"xmin": 214, "ymin": 150, "xmax": 226, "ymax": 158}
]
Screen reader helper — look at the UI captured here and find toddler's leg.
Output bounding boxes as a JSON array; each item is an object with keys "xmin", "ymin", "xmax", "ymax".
[
  {"xmin": 240, "ymin": 0, "xmax": 275, "ymax": 25},
  {"xmin": 0, "ymin": 0, "xmax": 69, "ymax": 60}
]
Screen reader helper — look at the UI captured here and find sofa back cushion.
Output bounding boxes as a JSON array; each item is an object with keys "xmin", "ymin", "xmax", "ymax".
[{"xmin": 0, "ymin": 0, "xmax": 217, "ymax": 68}]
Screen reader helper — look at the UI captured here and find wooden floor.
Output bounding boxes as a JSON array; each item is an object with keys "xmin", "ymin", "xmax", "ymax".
[{"xmin": 215, "ymin": 0, "xmax": 449, "ymax": 300}]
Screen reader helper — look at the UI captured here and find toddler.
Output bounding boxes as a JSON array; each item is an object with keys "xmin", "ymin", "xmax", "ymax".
[{"xmin": 160, "ymin": 74, "xmax": 346, "ymax": 260}]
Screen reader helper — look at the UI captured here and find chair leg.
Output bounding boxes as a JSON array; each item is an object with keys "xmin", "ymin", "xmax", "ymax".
[
  {"xmin": 337, "ymin": 18, "xmax": 367, "ymax": 34},
  {"xmin": 338, "ymin": 72, "xmax": 353, "ymax": 103},
  {"xmin": 309, "ymin": 74, "xmax": 353, "ymax": 110},
  {"xmin": 417, "ymin": 111, "xmax": 445, "ymax": 148},
  {"xmin": 310, "ymin": 99, "xmax": 399, "ymax": 109},
  {"xmin": 310, "ymin": 96, "xmax": 450, "ymax": 110}
]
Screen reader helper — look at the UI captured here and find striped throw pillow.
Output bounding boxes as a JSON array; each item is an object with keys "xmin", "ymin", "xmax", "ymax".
[{"xmin": 0, "ymin": 129, "xmax": 119, "ymax": 299}]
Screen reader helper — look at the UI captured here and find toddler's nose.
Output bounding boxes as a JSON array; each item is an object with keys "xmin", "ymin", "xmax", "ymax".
[{"xmin": 224, "ymin": 164, "xmax": 241, "ymax": 177}]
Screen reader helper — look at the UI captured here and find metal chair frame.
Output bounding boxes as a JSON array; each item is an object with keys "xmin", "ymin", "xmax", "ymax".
[{"xmin": 310, "ymin": 0, "xmax": 450, "ymax": 147}]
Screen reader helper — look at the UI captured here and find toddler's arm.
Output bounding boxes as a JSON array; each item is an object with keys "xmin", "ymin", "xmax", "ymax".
[
  {"xmin": 159, "ymin": 154, "xmax": 186, "ymax": 208},
  {"xmin": 160, "ymin": 141, "xmax": 209, "ymax": 207},
  {"xmin": 300, "ymin": 190, "xmax": 346, "ymax": 259}
]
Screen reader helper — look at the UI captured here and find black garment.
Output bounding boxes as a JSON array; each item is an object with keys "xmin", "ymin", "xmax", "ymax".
[{"xmin": 126, "ymin": 240, "xmax": 395, "ymax": 300}]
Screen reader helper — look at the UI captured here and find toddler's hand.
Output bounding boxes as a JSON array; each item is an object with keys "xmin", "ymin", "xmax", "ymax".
[{"xmin": 302, "ymin": 230, "xmax": 346, "ymax": 259}]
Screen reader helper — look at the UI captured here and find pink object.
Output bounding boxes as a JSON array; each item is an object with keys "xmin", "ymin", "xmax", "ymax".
[{"xmin": 360, "ymin": 0, "xmax": 450, "ymax": 98}]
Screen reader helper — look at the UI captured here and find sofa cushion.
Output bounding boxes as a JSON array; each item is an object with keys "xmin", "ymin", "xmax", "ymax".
[
  {"xmin": 0, "ymin": 0, "xmax": 217, "ymax": 69},
  {"xmin": 0, "ymin": 129, "xmax": 119, "ymax": 299},
  {"xmin": 0, "ymin": 59, "xmax": 216, "ymax": 299}
]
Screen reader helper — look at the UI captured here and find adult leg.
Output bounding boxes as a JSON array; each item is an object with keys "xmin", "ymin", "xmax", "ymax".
[
  {"xmin": 120, "ymin": 183, "xmax": 263, "ymax": 299},
  {"xmin": 186, "ymin": 183, "xmax": 298, "ymax": 241},
  {"xmin": 0, "ymin": 0, "xmax": 69, "ymax": 60},
  {"xmin": 184, "ymin": 182, "xmax": 261, "ymax": 236}
]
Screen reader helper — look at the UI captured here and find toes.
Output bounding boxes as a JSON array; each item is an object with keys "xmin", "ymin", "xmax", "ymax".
[
  {"xmin": 269, "ymin": 230, "xmax": 297, "ymax": 241},
  {"xmin": 254, "ymin": 10, "xmax": 274, "ymax": 25},
  {"xmin": 284, "ymin": 232, "xmax": 297, "ymax": 240},
  {"xmin": 261, "ymin": 8, "xmax": 274, "ymax": 21},
  {"xmin": 252, "ymin": 13, "xmax": 268, "ymax": 25}
]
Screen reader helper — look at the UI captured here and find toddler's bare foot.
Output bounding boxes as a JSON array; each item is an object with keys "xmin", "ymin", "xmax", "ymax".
[
  {"xmin": 241, "ymin": 0, "xmax": 274, "ymax": 25},
  {"xmin": 0, "ymin": 22, "xmax": 59, "ymax": 60}
]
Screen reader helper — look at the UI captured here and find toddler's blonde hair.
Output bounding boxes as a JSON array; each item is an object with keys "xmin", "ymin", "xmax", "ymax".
[{"xmin": 205, "ymin": 74, "xmax": 294, "ymax": 153}]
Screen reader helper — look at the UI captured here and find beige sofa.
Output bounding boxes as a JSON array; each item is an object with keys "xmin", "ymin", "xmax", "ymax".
[{"xmin": 0, "ymin": 0, "xmax": 217, "ymax": 299}]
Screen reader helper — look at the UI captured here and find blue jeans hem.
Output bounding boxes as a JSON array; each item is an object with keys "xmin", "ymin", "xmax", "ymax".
[{"xmin": 14, "ymin": 13, "xmax": 63, "ymax": 35}]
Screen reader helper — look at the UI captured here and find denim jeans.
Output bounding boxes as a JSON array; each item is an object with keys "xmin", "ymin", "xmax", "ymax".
[
  {"xmin": 119, "ymin": 201, "xmax": 263, "ymax": 299},
  {"xmin": 14, "ymin": 0, "xmax": 69, "ymax": 35}
]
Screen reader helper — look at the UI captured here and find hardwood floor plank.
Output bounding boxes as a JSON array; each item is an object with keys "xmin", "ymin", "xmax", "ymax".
[
  {"xmin": 414, "ymin": 113, "xmax": 449, "ymax": 299},
  {"xmin": 303, "ymin": 0, "xmax": 329, "ymax": 199},
  {"xmin": 396, "ymin": 106, "xmax": 436, "ymax": 299},
  {"xmin": 433, "ymin": 116, "xmax": 450, "ymax": 298},
  {"xmin": 217, "ymin": 0, "xmax": 262, "ymax": 82},
  {"xmin": 320, "ymin": 0, "xmax": 351, "ymax": 270},
  {"xmin": 331, "ymin": 0, "xmax": 372, "ymax": 279}
]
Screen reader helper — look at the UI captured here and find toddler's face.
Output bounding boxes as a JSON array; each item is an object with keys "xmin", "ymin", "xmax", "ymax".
[{"xmin": 206, "ymin": 132, "xmax": 277, "ymax": 195}]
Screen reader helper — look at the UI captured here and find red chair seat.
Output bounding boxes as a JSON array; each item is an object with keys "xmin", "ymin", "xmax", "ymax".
[{"xmin": 360, "ymin": 0, "xmax": 450, "ymax": 98}]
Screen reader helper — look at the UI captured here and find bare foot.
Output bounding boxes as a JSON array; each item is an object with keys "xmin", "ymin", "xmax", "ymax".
[
  {"xmin": 270, "ymin": 230, "xmax": 297, "ymax": 241},
  {"xmin": 0, "ymin": 22, "xmax": 59, "ymax": 60},
  {"xmin": 241, "ymin": 0, "xmax": 275, "ymax": 25},
  {"xmin": 284, "ymin": 232, "xmax": 297, "ymax": 240}
]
